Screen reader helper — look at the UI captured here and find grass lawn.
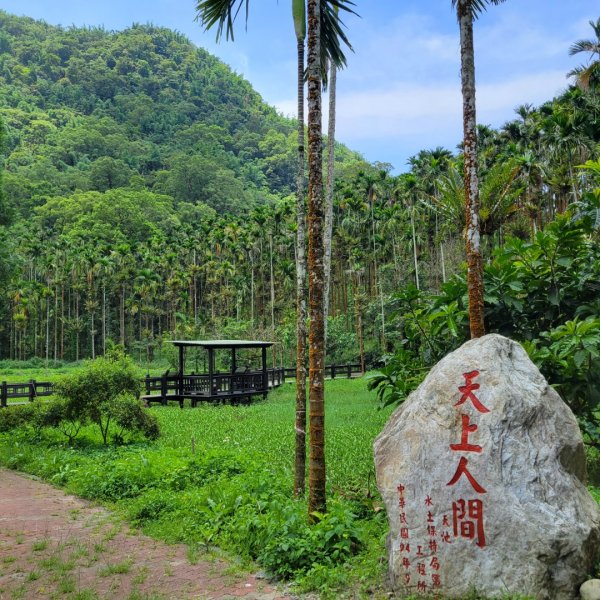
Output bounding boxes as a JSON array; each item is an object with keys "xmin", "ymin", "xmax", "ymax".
[{"xmin": 152, "ymin": 378, "xmax": 393, "ymax": 492}]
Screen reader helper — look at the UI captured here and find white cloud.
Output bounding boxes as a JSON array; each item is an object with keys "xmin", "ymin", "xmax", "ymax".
[{"xmin": 333, "ymin": 69, "xmax": 567, "ymax": 144}]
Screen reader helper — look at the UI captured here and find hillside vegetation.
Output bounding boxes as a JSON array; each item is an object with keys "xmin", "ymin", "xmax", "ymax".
[
  {"xmin": 0, "ymin": 11, "xmax": 599, "ymax": 402},
  {"xmin": 0, "ymin": 10, "xmax": 360, "ymax": 216}
]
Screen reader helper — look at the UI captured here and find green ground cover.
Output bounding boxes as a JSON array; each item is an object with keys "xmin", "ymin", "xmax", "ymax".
[
  {"xmin": 0, "ymin": 376, "xmax": 598, "ymax": 599},
  {"xmin": 0, "ymin": 377, "xmax": 395, "ymax": 598}
]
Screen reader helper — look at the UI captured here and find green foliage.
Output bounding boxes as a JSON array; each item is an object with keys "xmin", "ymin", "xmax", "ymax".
[
  {"xmin": 366, "ymin": 351, "xmax": 426, "ymax": 409},
  {"xmin": 0, "ymin": 379, "xmax": 389, "ymax": 592},
  {"xmin": 388, "ymin": 282, "xmax": 468, "ymax": 365},
  {"xmin": 0, "ymin": 403, "xmax": 36, "ymax": 432},
  {"xmin": 51, "ymin": 354, "xmax": 157, "ymax": 444},
  {"xmin": 371, "ymin": 211, "xmax": 600, "ymax": 446},
  {"xmin": 484, "ymin": 214, "xmax": 600, "ymax": 339},
  {"xmin": 0, "ymin": 9, "xmax": 356, "ymax": 218},
  {"xmin": 524, "ymin": 317, "xmax": 600, "ymax": 445}
]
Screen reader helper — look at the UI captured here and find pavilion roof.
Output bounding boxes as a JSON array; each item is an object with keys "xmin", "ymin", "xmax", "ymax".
[{"xmin": 170, "ymin": 340, "xmax": 273, "ymax": 349}]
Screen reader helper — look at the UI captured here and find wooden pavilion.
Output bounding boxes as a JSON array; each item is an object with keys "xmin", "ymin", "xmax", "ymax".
[{"xmin": 143, "ymin": 340, "xmax": 283, "ymax": 407}]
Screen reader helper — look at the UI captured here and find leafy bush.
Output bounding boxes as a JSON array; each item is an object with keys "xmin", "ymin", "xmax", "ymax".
[
  {"xmin": 37, "ymin": 398, "xmax": 86, "ymax": 443},
  {"xmin": 524, "ymin": 317, "xmax": 600, "ymax": 446},
  {"xmin": 366, "ymin": 351, "xmax": 426, "ymax": 409},
  {"xmin": 52, "ymin": 352, "xmax": 158, "ymax": 444},
  {"xmin": 0, "ymin": 403, "xmax": 36, "ymax": 432},
  {"xmin": 70, "ymin": 459, "xmax": 157, "ymax": 501},
  {"xmin": 164, "ymin": 451, "xmax": 247, "ymax": 491},
  {"xmin": 374, "ymin": 211, "xmax": 600, "ymax": 443},
  {"xmin": 110, "ymin": 394, "xmax": 160, "ymax": 443}
]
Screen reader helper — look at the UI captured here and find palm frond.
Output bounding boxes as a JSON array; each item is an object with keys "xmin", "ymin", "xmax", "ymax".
[
  {"xmin": 321, "ymin": 0, "xmax": 357, "ymax": 70},
  {"xmin": 451, "ymin": 0, "xmax": 506, "ymax": 21},
  {"xmin": 195, "ymin": 0, "xmax": 249, "ymax": 42},
  {"xmin": 569, "ymin": 39, "xmax": 600, "ymax": 56}
]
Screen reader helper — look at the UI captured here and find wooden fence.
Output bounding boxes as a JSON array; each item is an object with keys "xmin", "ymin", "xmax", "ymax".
[
  {"xmin": 0, "ymin": 363, "xmax": 363, "ymax": 407},
  {"xmin": 1, "ymin": 380, "xmax": 54, "ymax": 407},
  {"xmin": 282, "ymin": 363, "xmax": 363, "ymax": 380}
]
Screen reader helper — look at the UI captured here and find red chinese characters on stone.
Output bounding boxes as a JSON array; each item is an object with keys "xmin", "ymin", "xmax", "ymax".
[
  {"xmin": 450, "ymin": 413, "xmax": 483, "ymax": 453},
  {"xmin": 452, "ymin": 498, "xmax": 486, "ymax": 548},
  {"xmin": 446, "ymin": 369, "xmax": 490, "ymax": 550},
  {"xmin": 454, "ymin": 370, "xmax": 489, "ymax": 413},
  {"xmin": 447, "ymin": 456, "xmax": 487, "ymax": 493}
]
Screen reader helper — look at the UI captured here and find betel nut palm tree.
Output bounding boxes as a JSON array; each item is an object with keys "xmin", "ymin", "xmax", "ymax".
[
  {"xmin": 292, "ymin": 0, "xmax": 309, "ymax": 498},
  {"xmin": 451, "ymin": 0, "xmax": 506, "ymax": 339},
  {"xmin": 568, "ymin": 18, "xmax": 600, "ymax": 91},
  {"xmin": 195, "ymin": 0, "xmax": 353, "ymax": 515}
]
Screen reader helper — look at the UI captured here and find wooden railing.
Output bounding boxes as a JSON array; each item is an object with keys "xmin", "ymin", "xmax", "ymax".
[
  {"xmin": 1, "ymin": 380, "xmax": 54, "ymax": 407},
  {"xmin": 283, "ymin": 363, "xmax": 362, "ymax": 380},
  {"xmin": 142, "ymin": 368, "xmax": 285, "ymax": 398},
  {"xmin": 0, "ymin": 363, "xmax": 361, "ymax": 407}
]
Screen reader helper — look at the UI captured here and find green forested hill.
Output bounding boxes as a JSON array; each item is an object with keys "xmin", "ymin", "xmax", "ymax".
[
  {"xmin": 0, "ymin": 10, "xmax": 358, "ymax": 217},
  {"xmin": 1, "ymin": 9, "xmax": 598, "ymax": 387}
]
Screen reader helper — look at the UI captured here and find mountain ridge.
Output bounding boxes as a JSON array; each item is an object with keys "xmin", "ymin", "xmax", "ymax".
[{"xmin": 0, "ymin": 10, "xmax": 361, "ymax": 217}]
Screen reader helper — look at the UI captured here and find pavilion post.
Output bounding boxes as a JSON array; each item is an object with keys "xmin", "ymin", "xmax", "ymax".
[
  {"xmin": 231, "ymin": 347, "xmax": 237, "ymax": 392},
  {"xmin": 261, "ymin": 346, "xmax": 267, "ymax": 394},
  {"xmin": 208, "ymin": 347, "xmax": 214, "ymax": 396},
  {"xmin": 178, "ymin": 345, "xmax": 184, "ymax": 396}
]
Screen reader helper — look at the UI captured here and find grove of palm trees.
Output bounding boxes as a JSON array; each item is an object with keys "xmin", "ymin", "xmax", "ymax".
[{"xmin": 1, "ymin": 3, "xmax": 600, "ymax": 599}]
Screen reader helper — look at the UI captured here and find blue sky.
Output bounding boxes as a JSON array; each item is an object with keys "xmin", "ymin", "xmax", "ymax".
[{"xmin": 4, "ymin": 1, "xmax": 598, "ymax": 172}]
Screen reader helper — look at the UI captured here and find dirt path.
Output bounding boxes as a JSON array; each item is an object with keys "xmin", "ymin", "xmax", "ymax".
[{"xmin": 0, "ymin": 469, "xmax": 287, "ymax": 600}]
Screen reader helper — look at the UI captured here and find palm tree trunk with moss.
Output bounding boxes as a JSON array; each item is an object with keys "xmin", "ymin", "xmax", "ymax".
[
  {"xmin": 307, "ymin": 0, "xmax": 326, "ymax": 519},
  {"xmin": 294, "ymin": 19, "xmax": 308, "ymax": 497},
  {"xmin": 458, "ymin": 1, "xmax": 485, "ymax": 338},
  {"xmin": 323, "ymin": 62, "xmax": 336, "ymax": 339}
]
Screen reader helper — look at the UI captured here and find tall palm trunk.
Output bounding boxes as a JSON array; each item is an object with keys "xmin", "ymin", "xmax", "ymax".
[
  {"xmin": 458, "ymin": 1, "xmax": 485, "ymax": 338},
  {"xmin": 54, "ymin": 287, "xmax": 58, "ymax": 361},
  {"xmin": 307, "ymin": 0, "xmax": 326, "ymax": 519},
  {"xmin": 323, "ymin": 62, "xmax": 336, "ymax": 338},
  {"xmin": 293, "ymin": 7, "xmax": 308, "ymax": 497},
  {"xmin": 269, "ymin": 234, "xmax": 275, "ymax": 331},
  {"xmin": 102, "ymin": 284, "xmax": 107, "ymax": 356},
  {"xmin": 410, "ymin": 207, "xmax": 420, "ymax": 289},
  {"xmin": 75, "ymin": 292, "xmax": 80, "ymax": 361},
  {"xmin": 120, "ymin": 284, "xmax": 126, "ymax": 347}
]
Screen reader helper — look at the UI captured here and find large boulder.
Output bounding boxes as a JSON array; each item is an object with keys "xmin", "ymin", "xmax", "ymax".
[{"xmin": 374, "ymin": 334, "xmax": 600, "ymax": 599}]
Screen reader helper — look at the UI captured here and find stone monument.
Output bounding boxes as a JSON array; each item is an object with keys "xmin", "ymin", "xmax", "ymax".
[{"xmin": 374, "ymin": 334, "xmax": 600, "ymax": 599}]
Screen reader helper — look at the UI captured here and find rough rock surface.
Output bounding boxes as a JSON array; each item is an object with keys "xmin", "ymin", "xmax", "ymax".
[
  {"xmin": 581, "ymin": 580, "xmax": 600, "ymax": 600},
  {"xmin": 374, "ymin": 334, "xmax": 600, "ymax": 600}
]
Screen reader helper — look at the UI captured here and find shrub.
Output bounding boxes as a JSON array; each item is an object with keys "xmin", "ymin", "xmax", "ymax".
[
  {"xmin": 52, "ymin": 353, "xmax": 157, "ymax": 444},
  {"xmin": 524, "ymin": 317, "xmax": 600, "ymax": 446},
  {"xmin": 36, "ymin": 398, "xmax": 85, "ymax": 443},
  {"xmin": 0, "ymin": 403, "xmax": 36, "ymax": 432},
  {"xmin": 110, "ymin": 394, "xmax": 160, "ymax": 443}
]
